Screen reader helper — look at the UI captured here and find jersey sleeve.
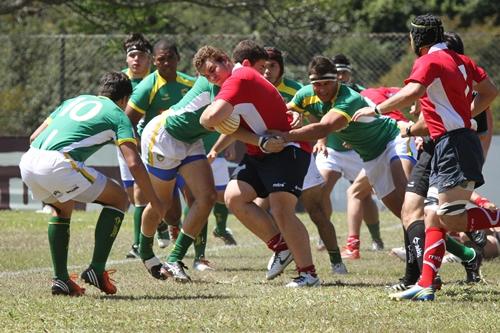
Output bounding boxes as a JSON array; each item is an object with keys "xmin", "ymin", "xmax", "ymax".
[
  {"xmin": 331, "ymin": 88, "xmax": 368, "ymax": 123},
  {"xmin": 128, "ymin": 74, "xmax": 154, "ymax": 115},
  {"xmin": 214, "ymin": 74, "xmax": 245, "ymax": 106},
  {"xmin": 404, "ymin": 56, "xmax": 439, "ymax": 87},
  {"xmin": 114, "ymin": 110, "xmax": 137, "ymax": 146},
  {"xmin": 289, "ymin": 87, "xmax": 308, "ymax": 115},
  {"xmin": 468, "ymin": 58, "xmax": 488, "ymax": 84}
]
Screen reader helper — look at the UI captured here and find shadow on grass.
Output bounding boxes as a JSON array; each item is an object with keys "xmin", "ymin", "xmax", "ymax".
[
  {"xmin": 321, "ymin": 281, "xmax": 389, "ymax": 288},
  {"xmin": 221, "ymin": 267, "xmax": 266, "ymax": 273},
  {"xmin": 99, "ymin": 294, "xmax": 237, "ymax": 301}
]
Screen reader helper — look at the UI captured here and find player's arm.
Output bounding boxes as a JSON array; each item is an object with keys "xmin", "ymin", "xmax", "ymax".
[
  {"xmin": 200, "ymin": 99, "xmax": 234, "ymax": 129},
  {"xmin": 119, "ymin": 141, "xmax": 166, "ymax": 216},
  {"xmin": 284, "ymin": 110, "xmax": 348, "ymax": 143},
  {"xmin": 400, "ymin": 113, "xmax": 429, "ymax": 138},
  {"xmin": 471, "ymin": 77, "xmax": 498, "ymax": 117},
  {"xmin": 352, "ymin": 82, "xmax": 426, "ymax": 121},
  {"xmin": 29, "ymin": 119, "xmax": 49, "ymax": 143},
  {"xmin": 125, "ymin": 104, "xmax": 144, "ymax": 128}
]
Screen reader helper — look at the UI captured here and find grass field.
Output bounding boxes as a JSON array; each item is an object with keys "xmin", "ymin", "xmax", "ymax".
[{"xmin": 0, "ymin": 209, "xmax": 499, "ymax": 332}]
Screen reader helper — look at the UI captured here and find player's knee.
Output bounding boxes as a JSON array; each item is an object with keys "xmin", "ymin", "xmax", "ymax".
[{"xmin": 197, "ymin": 188, "xmax": 217, "ymax": 210}]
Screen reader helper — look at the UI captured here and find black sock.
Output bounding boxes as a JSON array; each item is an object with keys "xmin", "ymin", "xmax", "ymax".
[
  {"xmin": 402, "ymin": 226, "xmax": 420, "ymax": 284},
  {"xmin": 407, "ymin": 220, "xmax": 425, "ymax": 273}
]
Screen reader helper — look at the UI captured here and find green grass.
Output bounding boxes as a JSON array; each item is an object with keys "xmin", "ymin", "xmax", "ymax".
[{"xmin": 0, "ymin": 210, "xmax": 499, "ymax": 332}]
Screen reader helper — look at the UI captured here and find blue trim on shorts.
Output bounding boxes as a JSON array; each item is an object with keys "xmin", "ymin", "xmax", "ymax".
[
  {"xmin": 146, "ymin": 164, "xmax": 177, "ymax": 181},
  {"xmin": 179, "ymin": 154, "xmax": 206, "ymax": 167},
  {"xmin": 215, "ymin": 184, "xmax": 227, "ymax": 191},
  {"xmin": 391, "ymin": 155, "xmax": 417, "ymax": 165},
  {"xmin": 122, "ymin": 180, "xmax": 134, "ymax": 188}
]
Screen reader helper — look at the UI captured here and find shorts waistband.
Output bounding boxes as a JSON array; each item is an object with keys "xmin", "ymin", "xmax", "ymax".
[{"xmin": 435, "ymin": 127, "xmax": 473, "ymax": 143}]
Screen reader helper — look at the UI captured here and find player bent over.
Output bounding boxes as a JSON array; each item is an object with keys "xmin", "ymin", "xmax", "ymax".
[{"xmin": 19, "ymin": 72, "xmax": 166, "ymax": 296}]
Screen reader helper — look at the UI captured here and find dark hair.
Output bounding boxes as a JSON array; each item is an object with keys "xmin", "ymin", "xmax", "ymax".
[
  {"xmin": 232, "ymin": 39, "xmax": 268, "ymax": 65},
  {"xmin": 410, "ymin": 14, "xmax": 444, "ymax": 55},
  {"xmin": 123, "ymin": 33, "xmax": 152, "ymax": 54},
  {"xmin": 265, "ymin": 46, "xmax": 284, "ymax": 77},
  {"xmin": 308, "ymin": 55, "xmax": 336, "ymax": 77},
  {"xmin": 332, "ymin": 53, "xmax": 353, "ymax": 72},
  {"xmin": 98, "ymin": 72, "xmax": 132, "ymax": 102},
  {"xmin": 153, "ymin": 39, "xmax": 180, "ymax": 58},
  {"xmin": 444, "ymin": 31, "xmax": 464, "ymax": 55}
]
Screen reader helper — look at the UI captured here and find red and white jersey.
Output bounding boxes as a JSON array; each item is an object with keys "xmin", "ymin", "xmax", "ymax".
[
  {"xmin": 216, "ymin": 65, "xmax": 311, "ymax": 156},
  {"xmin": 361, "ymin": 87, "xmax": 408, "ymax": 122},
  {"xmin": 405, "ymin": 43, "xmax": 487, "ymax": 139}
]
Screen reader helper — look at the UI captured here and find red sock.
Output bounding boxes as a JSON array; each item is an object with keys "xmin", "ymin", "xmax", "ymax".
[
  {"xmin": 419, "ymin": 227, "xmax": 446, "ymax": 288},
  {"xmin": 297, "ymin": 265, "xmax": 317, "ymax": 277},
  {"xmin": 346, "ymin": 235, "xmax": 360, "ymax": 250},
  {"xmin": 266, "ymin": 233, "xmax": 288, "ymax": 252},
  {"xmin": 467, "ymin": 207, "xmax": 500, "ymax": 231}
]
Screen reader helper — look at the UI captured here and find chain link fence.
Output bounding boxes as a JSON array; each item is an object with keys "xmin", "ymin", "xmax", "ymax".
[{"xmin": 0, "ymin": 33, "xmax": 499, "ymax": 136}]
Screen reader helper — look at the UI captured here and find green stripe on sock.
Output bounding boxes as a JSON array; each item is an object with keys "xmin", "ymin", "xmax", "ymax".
[{"xmin": 168, "ymin": 231, "xmax": 194, "ymax": 263}]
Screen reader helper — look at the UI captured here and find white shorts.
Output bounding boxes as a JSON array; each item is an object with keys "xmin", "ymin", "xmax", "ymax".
[
  {"xmin": 302, "ymin": 154, "xmax": 325, "ymax": 191},
  {"xmin": 117, "ymin": 146, "xmax": 134, "ymax": 185},
  {"xmin": 315, "ymin": 148, "xmax": 363, "ymax": 182},
  {"xmin": 211, "ymin": 157, "xmax": 230, "ymax": 190},
  {"xmin": 19, "ymin": 148, "xmax": 106, "ymax": 203},
  {"xmin": 363, "ymin": 135, "xmax": 415, "ymax": 199},
  {"xmin": 141, "ymin": 114, "xmax": 206, "ymax": 171}
]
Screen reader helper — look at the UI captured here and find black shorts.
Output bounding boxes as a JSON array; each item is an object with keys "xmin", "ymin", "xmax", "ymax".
[
  {"xmin": 473, "ymin": 111, "xmax": 488, "ymax": 135},
  {"xmin": 406, "ymin": 149, "xmax": 432, "ymax": 197},
  {"xmin": 231, "ymin": 146, "xmax": 310, "ymax": 198},
  {"xmin": 430, "ymin": 128, "xmax": 484, "ymax": 193}
]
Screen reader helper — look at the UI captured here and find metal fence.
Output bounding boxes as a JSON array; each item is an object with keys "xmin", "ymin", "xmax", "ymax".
[{"xmin": 0, "ymin": 33, "xmax": 499, "ymax": 136}]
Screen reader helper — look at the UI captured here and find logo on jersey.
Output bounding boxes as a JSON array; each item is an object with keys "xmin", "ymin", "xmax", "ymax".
[
  {"xmin": 53, "ymin": 190, "xmax": 63, "ymax": 199},
  {"xmin": 156, "ymin": 153, "xmax": 165, "ymax": 162},
  {"xmin": 161, "ymin": 94, "xmax": 171, "ymax": 102}
]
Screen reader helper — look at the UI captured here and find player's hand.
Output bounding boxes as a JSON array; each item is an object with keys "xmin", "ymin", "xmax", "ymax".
[
  {"xmin": 352, "ymin": 107, "xmax": 376, "ymax": 122},
  {"xmin": 207, "ymin": 150, "xmax": 217, "ymax": 164},
  {"xmin": 313, "ymin": 142, "xmax": 327, "ymax": 157},
  {"xmin": 399, "ymin": 122, "xmax": 411, "ymax": 138},
  {"xmin": 287, "ymin": 110, "xmax": 303, "ymax": 129},
  {"xmin": 414, "ymin": 136, "xmax": 424, "ymax": 151}
]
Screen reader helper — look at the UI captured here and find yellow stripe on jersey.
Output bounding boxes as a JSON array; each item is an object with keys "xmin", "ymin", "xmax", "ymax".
[
  {"xmin": 147, "ymin": 112, "xmax": 169, "ymax": 166},
  {"xmin": 176, "ymin": 74, "xmax": 195, "ymax": 87},
  {"xmin": 116, "ymin": 138, "xmax": 137, "ymax": 146},
  {"xmin": 331, "ymin": 108, "xmax": 352, "ymax": 123},
  {"xmin": 277, "ymin": 81, "xmax": 298, "ymax": 97},
  {"xmin": 149, "ymin": 71, "xmax": 167, "ymax": 105},
  {"xmin": 303, "ymin": 95, "xmax": 323, "ymax": 108},
  {"xmin": 63, "ymin": 153, "xmax": 96, "ymax": 184},
  {"xmin": 45, "ymin": 117, "xmax": 53, "ymax": 125},
  {"xmin": 288, "ymin": 102, "xmax": 306, "ymax": 114},
  {"xmin": 128, "ymin": 100, "xmax": 146, "ymax": 115}
]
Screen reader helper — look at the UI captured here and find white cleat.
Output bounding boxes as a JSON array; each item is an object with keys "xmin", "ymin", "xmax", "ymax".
[
  {"xmin": 266, "ymin": 249, "xmax": 293, "ymax": 280},
  {"xmin": 286, "ymin": 272, "xmax": 320, "ymax": 288},
  {"xmin": 331, "ymin": 262, "xmax": 348, "ymax": 275}
]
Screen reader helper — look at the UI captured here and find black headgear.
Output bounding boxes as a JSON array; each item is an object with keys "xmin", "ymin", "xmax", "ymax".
[{"xmin": 410, "ymin": 14, "xmax": 444, "ymax": 56}]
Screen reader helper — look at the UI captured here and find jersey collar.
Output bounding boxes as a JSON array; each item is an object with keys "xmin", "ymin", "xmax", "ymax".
[{"xmin": 428, "ymin": 42, "xmax": 448, "ymax": 54}]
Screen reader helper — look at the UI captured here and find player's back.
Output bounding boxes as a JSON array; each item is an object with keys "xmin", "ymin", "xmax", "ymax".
[{"xmin": 32, "ymin": 95, "xmax": 134, "ymax": 161}]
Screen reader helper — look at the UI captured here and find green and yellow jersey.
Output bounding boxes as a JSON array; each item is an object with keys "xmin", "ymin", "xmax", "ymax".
[
  {"xmin": 128, "ymin": 70, "xmax": 195, "ymax": 135},
  {"xmin": 275, "ymin": 77, "xmax": 303, "ymax": 103},
  {"xmin": 290, "ymin": 84, "xmax": 399, "ymax": 161},
  {"xmin": 32, "ymin": 95, "xmax": 136, "ymax": 162}
]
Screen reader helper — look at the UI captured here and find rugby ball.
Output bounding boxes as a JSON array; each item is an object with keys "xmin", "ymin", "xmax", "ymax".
[{"xmin": 214, "ymin": 113, "xmax": 240, "ymax": 135}]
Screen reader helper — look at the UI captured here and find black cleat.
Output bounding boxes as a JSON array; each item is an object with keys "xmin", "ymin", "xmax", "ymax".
[{"xmin": 462, "ymin": 249, "xmax": 483, "ymax": 283}]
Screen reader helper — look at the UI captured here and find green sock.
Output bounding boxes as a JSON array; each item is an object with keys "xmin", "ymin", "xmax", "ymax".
[
  {"xmin": 48, "ymin": 217, "xmax": 71, "ymax": 280},
  {"xmin": 446, "ymin": 235, "xmax": 475, "ymax": 262},
  {"xmin": 328, "ymin": 247, "xmax": 342, "ymax": 265},
  {"xmin": 214, "ymin": 203, "xmax": 229, "ymax": 234},
  {"xmin": 133, "ymin": 205, "xmax": 146, "ymax": 246},
  {"xmin": 183, "ymin": 205, "xmax": 190, "ymax": 220},
  {"xmin": 194, "ymin": 222, "xmax": 208, "ymax": 260},
  {"xmin": 167, "ymin": 231, "xmax": 194, "ymax": 263},
  {"xmin": 91, "ymin": 207, "xmax": 124, "ymax": 274},
  {"xmin": 139, "ymin": 232, "xmax": 155, "ymax": 260},
  {"xmin": 366, "ymin": 221, "xmax": 381, "ymax": 241}
]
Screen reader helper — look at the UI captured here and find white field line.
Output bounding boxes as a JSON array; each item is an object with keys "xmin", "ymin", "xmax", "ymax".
[{"xmin": 0, "ymin": 222, "xmax": 402, "ymax": 278}]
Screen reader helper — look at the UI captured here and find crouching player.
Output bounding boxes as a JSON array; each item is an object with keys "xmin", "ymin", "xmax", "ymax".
[{"xmin": 19, "ymin": 72, "xmax": 166, "ymax": 296}]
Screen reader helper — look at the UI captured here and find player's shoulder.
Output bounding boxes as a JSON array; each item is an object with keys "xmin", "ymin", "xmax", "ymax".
[
  {"xmin": 283, "ymin": 77, "xmax": 303, "ymax": 90},
  {"xmin": 176, "ymin": 71, "xmax": 196, "ymax": 87}
]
